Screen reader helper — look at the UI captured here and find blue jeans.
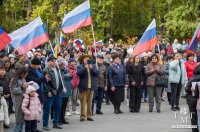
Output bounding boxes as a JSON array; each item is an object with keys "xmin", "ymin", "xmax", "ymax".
[
  {"xmin": 197, "ymin": 110, "xmax": 200, "ymax": 130},
  {"xmin": 43, "ymin": 94, "xmax": 62, "ymax": 127},
  {"xmin": 13, "ymin": 122, "xmax": 24, "ymax": 132},
  {"xmin": 141, "ymin": 87, "xmax": 148, "ymax": 99},
  {"xmin": 92, "ymin": 87, "xmax": 104, "ymax": 112}
]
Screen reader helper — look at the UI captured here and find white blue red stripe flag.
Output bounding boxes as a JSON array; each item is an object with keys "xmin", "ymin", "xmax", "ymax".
[
  {"xmin": 0, "ymin": 28, "xmax": 12, "ymax": 51},
  {"xmin": 74, "ymin": 39, "xmax": 83, "ymax": 48},
  {"xmin": 9, "ymin": 17, "xmax": 49, "ymax": 54},
  {"xmin": 188, "ymin": 23, "xmax": 200, "ymax": 52},
  {"xmin": 60, "ymin": 32, "xmax": 65, "ymax": 45},
  {"xmin": 61, "ymin": 0, "xmax": 93, "ymax": 33},
  {"xmin": 133, "ymin": 19, "xmax": 158, "ymax": 55},
  {"xmin": 95, "ymin": 40, "xmax": 103, "ymax": 47}
]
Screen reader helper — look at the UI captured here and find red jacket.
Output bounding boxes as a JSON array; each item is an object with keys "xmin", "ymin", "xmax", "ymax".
[
  {"xmin": 66, "ymin": 65, "xmax": 80, "ymax": 89},
  {"xmin": 167, "ymin": 45, "xmax": 173, "ymax": 55},
  {"xmin": 184, "ymin": 61, "xmax": 197, "ymax": 79}
]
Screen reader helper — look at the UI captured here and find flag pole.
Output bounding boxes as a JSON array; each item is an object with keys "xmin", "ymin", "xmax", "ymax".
[
  {"xmin": 91, "ymin": 24, "xmax": 98, "ymax": 69},
  {"xmin": 48, "ymin": 40, "xmax": 66, "ymax": 92}
]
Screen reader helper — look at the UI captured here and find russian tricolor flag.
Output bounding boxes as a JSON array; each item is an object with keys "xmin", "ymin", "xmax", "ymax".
[
  {"xmin": 9, "ymin": 17, "xmax": 49, "ymax": 54},
  {"xmin": 95, "ymin": 40, "xmax": 103, "ymax": 47},
  {"xmin": 0, "ymin": 28, "xmax": 12, "ymax": 51},
  {"xmin": 188, "ymin": 23, "xmax": 200, "ymax": 52},
  {"xmin": 133, "ymin": 19, "xmax": 158, "ymax": 56},
  {"xmin": 74, "ymin": 39, "xmax": 83, "ymax": 48},
  {"xmin": 61, "ymin": 0, "xmax": 92, "ymax": 33}
]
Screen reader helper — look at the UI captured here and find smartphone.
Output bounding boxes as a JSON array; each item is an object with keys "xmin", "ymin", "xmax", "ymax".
[{"xmin": 87, "ymin": 60, "xmax": 92, "ymax": 64}]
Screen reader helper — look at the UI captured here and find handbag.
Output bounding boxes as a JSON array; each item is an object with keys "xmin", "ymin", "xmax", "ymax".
[
  {"xmin": 155, "ymin": 76, "xmax": 168, "ymax": 88},
  {"xmin": 45, "ymin": 84, "xmax": 57, "ymax": 96}
]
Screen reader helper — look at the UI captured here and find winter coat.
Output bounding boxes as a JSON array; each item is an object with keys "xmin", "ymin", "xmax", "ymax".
[
  {"xmin": 169, "ymin": 60, "xmax": 188, "ymax": 86},
  {"xmin": 21, "ymin": 86, "xmax": 41, "ymax": 121},
  {"xmin": 0, "ymin": 96, "xmax": 9, "ymax": 125},
  {"xmin": 0, "ymin": 77, "xmax": 8, "ymax": 95},
  {"xmin": 43, "ymin": 66, "xmax": 63, "ymax": 94},
  {"xmin": 4, "ymin": 68, "xmax": 15, "ymax": 95},
  {"xmin": 10, "ymin": 77, "xmax": 26, "ymax": 123},
  {"xmin": 184, "ymin": 61, "xmax": 197, "ymax": 80},
  {"xmin": 26, "ymin": 66, "xmax": 46, "ymax": 104},
  {"xmin": 96, "ymin": 64, "xmax": 107, "ymax": 88},
  {"xmin": 66, "ymin": 65, "xmax": 80, "ymax": 89},
  {"xmin": 108, "ymin": 64, "xmax": 127, "ymax": 87},
  {"xmin": 129, "ymin": 63, "xmax": 145, "ymax": 88},
  {"xmin": 77, "ymin": 64, "xmax": 99, "ymax": 92},
  {"xmin": 60, "ymin": 68, "xmax": 72, "ymax": 97},
  {"xmin": 145, "ymin": 62, "xmax": 164, "ymax": 87}
]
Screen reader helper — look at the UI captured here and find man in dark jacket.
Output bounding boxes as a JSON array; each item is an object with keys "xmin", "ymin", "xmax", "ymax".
[
  {"xmin": 42, "ymin": 55, "xmax": 66, "ymax": 131},
  {"xmin": 92, "ymin": 54, "xmax": 107, "ymax": 115},
  {"xmin": 77, "ymin": 55, "xmax": 99, "ymax": 121},
  {"xmin": 26, "ymin": 57, "xmax": 46, "ymax": 104}
]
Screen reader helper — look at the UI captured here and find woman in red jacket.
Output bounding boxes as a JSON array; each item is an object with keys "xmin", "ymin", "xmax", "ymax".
[{"xmin": 184, "ymin": 53, "xmax": 197, "ymax": 80}]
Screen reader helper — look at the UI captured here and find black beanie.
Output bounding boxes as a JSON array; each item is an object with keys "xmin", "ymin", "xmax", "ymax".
[{"xmin": 31, "ymin": 57, "xmax": 41, "ymax": 65}]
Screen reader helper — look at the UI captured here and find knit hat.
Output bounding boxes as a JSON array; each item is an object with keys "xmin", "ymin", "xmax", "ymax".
[
  {"xmin": 27, "ymin": 81, "xmax": 40, "ymax": 90},
  {"xmin": 0, "ymin": 86, "xmax": 3, "ymax": 94},
  {"xmin": 69, "ymin": 58, "xmax": 76, "ymax": 63},
  {"xmin": 31, "ymin": 57, "xmax": 41, "ymax": 65},
  {"xmin": 26, "ymin": 85, "xmax": 36, "ymax": 94}
]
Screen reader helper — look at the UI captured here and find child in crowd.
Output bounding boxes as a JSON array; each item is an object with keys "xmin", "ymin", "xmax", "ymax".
[
  {"xmin": 0, "ymin": 86, "xmax": 9, "ymax": 132},
  {"xmin": 22, "ymin": 85, "xmax": 41, "ymax": 132}
]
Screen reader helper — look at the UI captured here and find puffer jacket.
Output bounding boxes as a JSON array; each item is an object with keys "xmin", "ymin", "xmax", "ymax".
[
  {"xmin": 21, "ymin": 86, "xmax": 41, "ymax": 121},
  {"xmin": 169, "ymin": 60, "xmax": 188, "ymax": 85},
  {"xmin": 0, "ymin": 96, "xmax": 9, "ymax": 125}
]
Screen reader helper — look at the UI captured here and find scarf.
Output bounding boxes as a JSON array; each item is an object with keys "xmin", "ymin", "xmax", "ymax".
[{"xmin": 35, "ymin": 70, "xmax": 44, "ymax": 91}]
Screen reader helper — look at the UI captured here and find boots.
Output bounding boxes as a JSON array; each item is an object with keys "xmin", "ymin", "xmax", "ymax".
[
  {"xmin": 117, "ymin": 103, "xmax": 123, "ymax": 114},
  {"xmin": 114, "ymin": 104, "xmax": 119, "ymax": 114}
]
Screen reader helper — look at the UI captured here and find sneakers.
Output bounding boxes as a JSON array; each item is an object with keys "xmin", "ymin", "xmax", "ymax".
[
  {"xmin": 42, "ymin": 126, "xmax": 50, "ymax": 131},
  {"xmin": 52, "ymin": 125, "xmax": 63, "ymax": 129},
  {"xmin": 87, "ymin": 118, "xmax": 94, "ymax": 121},
  {"xmin": 66, "ymin": 112, "xmax": 71, "ymax": 116},
  {"xmin": 80, "ymin": 118, "xmax": 85, "ymax": 121},
  {"xmin": 72, "ymin": 111, "xmax": 80, "ymax": 115},
  {"xmin": 176, "ymin": 106, "xmax": 180, "ymax": 111},
  {"xmin": 96, "ymin": 111, "xmax": 103, "ymax": 115},
  {"xmin": 171, "ymin": 106, "xmax": 176, "ymax": 111}
]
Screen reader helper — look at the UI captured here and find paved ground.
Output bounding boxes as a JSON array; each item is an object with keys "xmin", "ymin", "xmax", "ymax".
[{"xmin": 5, "ymin": 97, "xmax": 192, "ymax": 132}]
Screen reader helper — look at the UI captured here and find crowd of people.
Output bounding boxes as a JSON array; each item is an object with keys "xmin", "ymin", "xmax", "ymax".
[{"xmin": 0, "ymin": 38, "xmax": 200, "ymax": 132}]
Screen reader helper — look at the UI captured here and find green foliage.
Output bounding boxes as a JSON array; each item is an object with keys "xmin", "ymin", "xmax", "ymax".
[{"xmin": 1, "ymin": 0, "xmax": 200, "ymax": 44}]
